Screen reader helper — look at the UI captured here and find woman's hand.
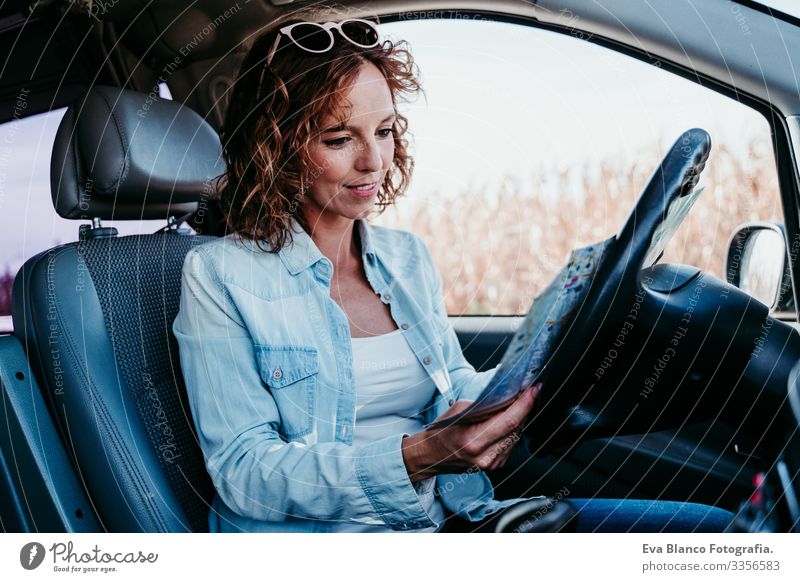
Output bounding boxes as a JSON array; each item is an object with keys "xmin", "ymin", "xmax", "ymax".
[{"xmin": 401, "ymin": 384, "xmax": 541, "ymax": 483}]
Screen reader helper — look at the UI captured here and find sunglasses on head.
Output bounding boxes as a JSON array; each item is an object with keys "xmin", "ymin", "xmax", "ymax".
[{"xmin": 266, "ymin": 19, "xmax": 381, "ymax": 66}]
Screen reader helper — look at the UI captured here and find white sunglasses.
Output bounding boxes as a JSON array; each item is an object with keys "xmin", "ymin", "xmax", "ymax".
[{"xmin": 266, "ymin": 19, "xmax": 381, "ymax": 66}]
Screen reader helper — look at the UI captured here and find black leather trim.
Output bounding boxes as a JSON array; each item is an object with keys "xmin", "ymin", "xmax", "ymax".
[
  {"xmin": 14, "ymin": 244, "xmax": 190, "ymax": 532},
  {"xmin": 51, "ymin": 86, "xmax": 225, "ymax": 220}
]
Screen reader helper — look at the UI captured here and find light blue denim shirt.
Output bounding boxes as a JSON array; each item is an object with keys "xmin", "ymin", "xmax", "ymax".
[{"xmin": 173, "ymin": 219, "xmax": 527, "ymax": 532}]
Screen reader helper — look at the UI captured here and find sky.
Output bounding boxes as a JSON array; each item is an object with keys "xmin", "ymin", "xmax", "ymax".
[
  {"xmin": 382, "ymin": 19, "xmax": 770, "ymax": 201},
  {"xmin": 759, "ymin": 0, "xmax": 800, "ymax": 19},
  {"xmin": 0, "ymin": 14, "xmax": 780, "ymax": 273}
]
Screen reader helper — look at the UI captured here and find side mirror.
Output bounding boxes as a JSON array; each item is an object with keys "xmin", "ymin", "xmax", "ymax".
[{"xmin": 726, "ymin": 222, "xmax": 795, "ymax": 317}]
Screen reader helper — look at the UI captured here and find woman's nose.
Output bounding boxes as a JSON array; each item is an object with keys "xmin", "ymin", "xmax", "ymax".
[{"xmin": 354, "ymin": 138, "xmax": 383, "ymax": 172}]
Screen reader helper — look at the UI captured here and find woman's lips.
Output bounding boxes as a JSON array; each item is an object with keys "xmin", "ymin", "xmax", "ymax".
[{"xmin": 345, "ymin": 182, "xmax": 378, "ymax": 198}]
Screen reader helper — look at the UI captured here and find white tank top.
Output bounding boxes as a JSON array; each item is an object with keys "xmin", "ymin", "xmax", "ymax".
[{"xmin": 328, "ymin": 328, "xmax": 447, "ymax": 532}]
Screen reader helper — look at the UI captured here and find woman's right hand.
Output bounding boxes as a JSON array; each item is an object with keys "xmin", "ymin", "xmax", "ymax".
[{"xmin": 401, "ymin": 384, "xmax": 541, "ymax": 483}]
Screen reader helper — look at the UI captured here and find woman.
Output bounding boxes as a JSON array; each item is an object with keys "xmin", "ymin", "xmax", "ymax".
[{"xmin": 174, "ymin": 12, "xmax": 733, "ymax": 533}]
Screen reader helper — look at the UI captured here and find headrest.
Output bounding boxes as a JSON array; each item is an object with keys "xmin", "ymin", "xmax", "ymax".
[{"xmin": 51, "ymin": 86, "xmax": 226, "ymax": 220}]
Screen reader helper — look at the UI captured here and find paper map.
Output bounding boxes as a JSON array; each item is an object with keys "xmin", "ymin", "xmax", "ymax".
[{"xmin": 426, "ymin": 237, "xmax": 614, "ymax": 429}]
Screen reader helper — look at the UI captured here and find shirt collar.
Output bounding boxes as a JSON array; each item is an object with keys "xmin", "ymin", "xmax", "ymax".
[
  {"xmin": 278, "ymin": 218, "xmax": 377, "ymax": 276},
  {"xmin": 358, "ymin": 218, "xmax": 378, "ymax": 261}
]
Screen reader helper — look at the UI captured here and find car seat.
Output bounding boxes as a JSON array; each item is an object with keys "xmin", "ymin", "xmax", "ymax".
[{"xmin": 11, "ymin": 86, "xmax": 224, "ymax": 532}]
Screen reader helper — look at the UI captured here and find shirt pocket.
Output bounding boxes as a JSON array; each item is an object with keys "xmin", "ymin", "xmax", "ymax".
[{"xmin": 255, "ymin": 345, "xmax": 318, "ymax": 439}]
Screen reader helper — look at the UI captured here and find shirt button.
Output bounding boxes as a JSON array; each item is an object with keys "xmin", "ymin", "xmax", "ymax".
[
  {"xmin": 383, "ymin": 292, "xmax": 392, "ymax": 301},
  {"xmin": 401, "ymin": 323, "xmax": 409, "ymax": 330},
  {"xmin": 448, "ymin": 399, "xmax": 455, "ymax": 406},
  {"xmin": 423, "ymin": 355, "xmax": 432, "ymax": 365},
  {"xmin": 272, "ymin": 369, "xmax": 283, "ymax": 380}
]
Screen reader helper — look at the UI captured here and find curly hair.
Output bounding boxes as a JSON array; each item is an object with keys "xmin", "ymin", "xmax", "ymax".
[{"xmin": 218, "ymin": 10, "xmax": 421, "ymax": 252}]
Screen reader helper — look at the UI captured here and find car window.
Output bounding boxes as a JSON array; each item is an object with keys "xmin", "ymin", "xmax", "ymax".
[
  {"xmin": 376, "ymin": 19, "xmax": 782, "ymax": 316},
  {"xmin": 754, "ymin": 0, "xmax": 800, "ymax": 19},
  {"xmin": 0, "ymin": 108, "xmax": 165, "ymax": 332}
]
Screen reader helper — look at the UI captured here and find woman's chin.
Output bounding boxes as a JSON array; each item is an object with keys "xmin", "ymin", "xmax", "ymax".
[{"xmin": 344, "ymin": 198, "xmax": 378, "ymax": 220}]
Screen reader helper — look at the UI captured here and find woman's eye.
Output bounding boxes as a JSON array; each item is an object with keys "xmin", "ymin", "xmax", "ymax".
[
  {"xmin": 377, "ymin": 128, "xmax": 394, "ymax": 138},
  {"xmin": 323, "ymin": 136, "xmax": 350, "ymax": 147}
]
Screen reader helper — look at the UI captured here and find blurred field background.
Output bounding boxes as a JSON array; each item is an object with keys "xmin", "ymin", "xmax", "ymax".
[
  {"xmin": 374, "ymin": 139, "xmax": 782, "ymax": 315},
  {"xmin": 0, "ymin": 135, "xmax": 782, "ymax": 320}
]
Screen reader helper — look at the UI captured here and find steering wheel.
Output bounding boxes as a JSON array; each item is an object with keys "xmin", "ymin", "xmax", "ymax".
[{"xmin": 521, "ymin": 128, "xmax": 778, "ymax": 456}]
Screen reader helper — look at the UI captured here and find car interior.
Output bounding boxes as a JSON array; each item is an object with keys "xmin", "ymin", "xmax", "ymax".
[{"xmin": 1, "ymin": 0, "xmax": 799, "ymax": 532}]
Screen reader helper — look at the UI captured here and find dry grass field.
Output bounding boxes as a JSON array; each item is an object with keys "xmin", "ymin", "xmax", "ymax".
[{"xmin": 375, "ymin": 139, "xmax": 782, "ymax": 315}]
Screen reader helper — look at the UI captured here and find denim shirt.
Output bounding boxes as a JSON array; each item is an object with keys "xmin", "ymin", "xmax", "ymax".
[{"xmin": 173, "ymin": 219, "xmax": 528, "ymax": 532}]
